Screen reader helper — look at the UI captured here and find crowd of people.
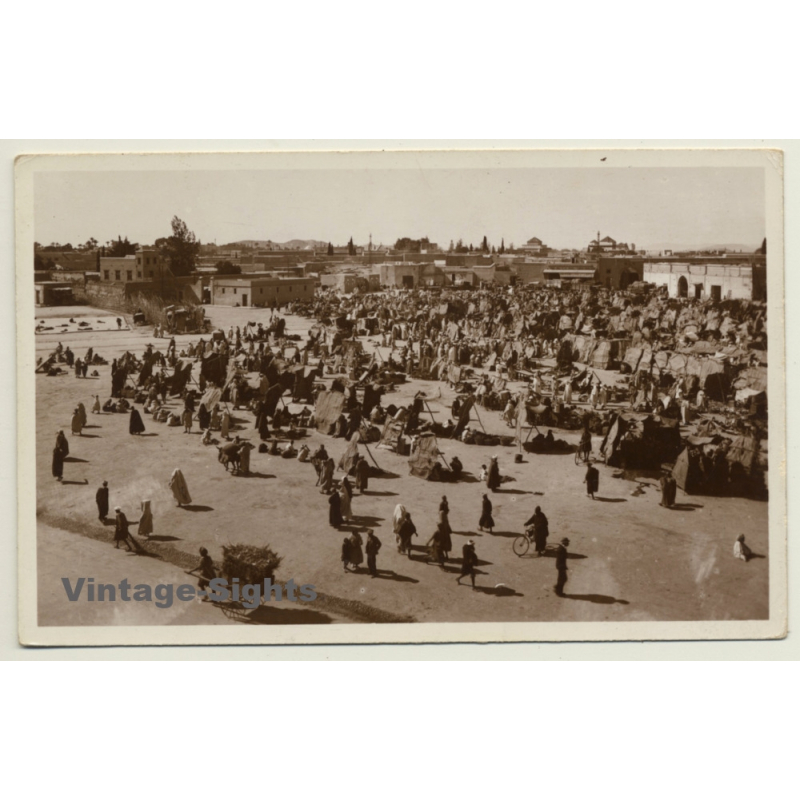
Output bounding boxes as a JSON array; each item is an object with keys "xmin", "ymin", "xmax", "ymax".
[{"xmin": 43, "ymin": 279, "xmax": 768, "ymax": 613}]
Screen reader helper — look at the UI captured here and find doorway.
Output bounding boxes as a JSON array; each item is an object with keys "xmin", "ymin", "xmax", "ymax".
[
  {"xmin": 677, "ymin": 276, "xmax": 688, "ymax": 298},
  {"xmin": 241, "ymin": 293, "xmax": 248, "ymax": 306}
]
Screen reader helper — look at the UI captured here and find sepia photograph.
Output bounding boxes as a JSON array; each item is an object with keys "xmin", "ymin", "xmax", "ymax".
[{"xmin": 15, "ymin": 147, "xmax": 786, "ymax": 646}]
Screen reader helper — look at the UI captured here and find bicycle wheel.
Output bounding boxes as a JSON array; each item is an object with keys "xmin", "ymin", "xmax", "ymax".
[{"xmin": 513, "ymin": 535, "xmax": 530, "ymax": 557}]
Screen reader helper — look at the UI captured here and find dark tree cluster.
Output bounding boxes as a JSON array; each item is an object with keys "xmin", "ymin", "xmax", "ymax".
[
  {"xmin": 393, "ymin": 236, "xmax": 431, "ymax": 253},
  {"xmin": 159, "ymin": 216, "xmax": 200, "ymax": 277},
  {"xmin": 105, "ymin": 236, "xmax": 138, "ymax": 257}
]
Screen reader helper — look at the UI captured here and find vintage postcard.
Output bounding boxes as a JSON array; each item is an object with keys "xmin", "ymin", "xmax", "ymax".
[{"xmin": 16, "ymin": 147, "xmax": 786, "ymax": 646}]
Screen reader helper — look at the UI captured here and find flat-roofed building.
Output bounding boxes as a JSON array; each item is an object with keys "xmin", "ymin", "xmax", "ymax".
[
  {"xmin": 100, "ymin": 255, "xmax": 138, "ymax": 282},
  {"xmin": 644, "ymin": 262, "xmax": 754, "ymax": 301},
  {"xmin": 379, "ymin": 262, "xmax": 445, "ymax": 288},
  {"xmin": 210, "ymin": 275, "xmax": 316, "ymax": 307},
  {"xmin": 34, "ymin": 281, "xmax": 74, "ymax": 306},
  {"xmin": 100, "ymin": 248, "xmax": 169, "ymax": 282},
  {"xmin": 596, "ymin": 257, "xmax": 644, "ymax": 289}
]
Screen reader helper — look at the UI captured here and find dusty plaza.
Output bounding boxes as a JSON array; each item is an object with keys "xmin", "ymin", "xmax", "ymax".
[
  {"xmin": 19, "ymin": 149, "xmax": 783, "ymax": 645},
  {"xmin": 34, "ymin": 299, "xmax": 769, "ymax": 627}
]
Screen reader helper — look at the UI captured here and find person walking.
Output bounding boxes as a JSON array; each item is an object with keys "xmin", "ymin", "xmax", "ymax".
[
  {"xmin": 52, "ymin": 444, "xmax": 64, "ymax": 482},
  {"xmin": 426, "ymin": 524, "xmax": 447, "ymax": 569},
  {"xmin": 95, "ymin": 480, "xmax": 109, "ymax": 521},
  {"xmin": 354, "ymin": 454, "xmax": 370, "ymax": 493},
  {"xmin": 438, "ymin": 496, "xmax": 452, "ymax": 558},
  {"xmin": 186, "ymin": 547, "xmax": 216, "ymax": 601},
  {"xmin": 554, "ymin": 537, "xmax": 570, "ymax": 597},
  {"xmin": 397, "ymin": 512, "xmax": 417, "ymax": 556},
  {"xmin": 393, "ymin": 503, "xmax": 407, "ymax": 536},
  {"xmin": 659, "ymin": 469, "xmax": 673, "ymax": 508},
  {"xmin": 77, "ymin": 402, "xmax": 87, "ymax": 429},
  {"xmin": 168, "ymin": 468, "xmax": 192, "ymax": 507},
  {"xmin": 667, "ymin": 474, "xmax": 678, "ymax": 507},
  {"xmin": 55, "ymin": 429, "xmax": 69, "ymax": 458},
  {"xmin": 478, "ymin": 493, "xmax": 494, "ymax": 533},
  {"xmin": 339, "ymin": 476, "xmax": 353, "ymax": 521},
  {"xmin": 319, "ymin": 457, "xmax": 335, "ymax": 494},
  {"xmin": 340, "ymin": 537, "xmax": 352, "ymax": 572},
  {"xmin": 526, "ymin": 505, "xmax": 549, "ymax": 556},
  {"xmin": 487, "ymin": 455, "xmax": 501, "ymax": 492},
  {"xmin": 138, "ymin": 499, "xmax": 153, "ymax": 538},
  {"xmin": 348, "ymin": 530, "xmax": 364, "ymax": 572},
  {"xmin": 129, "ymin": 406, "xmax": 146, "ymax": 435},
  {"xmin": 182, "ymin": 407, "xmax": 193, "ymax": 434},
  {"xmin": 365, "ymin": 529, "xmax": 382, "ymax": 577},
  {"xmin": 328, "ymin": 490, "xmax": 343, "ymax": 528},
  {"xmin": 71, "ymin": 407, "xmax": 84, "ymax": 436},
  {"xmin": 113, "ymin": 507, "xmax": 135, "ymax": 552},
  {"xmin": 733, "ymin": 534, "xmax": 752, "ymax": 562},
  {"xmin": 456, "ymin": 540, "xmax": 478, "ymax": 590},
  {"xmin": 584, "ymin": 462, "xmax": 599, "ymax": 500}
]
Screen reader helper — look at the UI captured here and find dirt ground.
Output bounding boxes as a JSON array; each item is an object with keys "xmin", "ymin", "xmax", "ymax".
[{"xmin": 34, "ymin": 303, "xmax": 769, "ymax": 626}]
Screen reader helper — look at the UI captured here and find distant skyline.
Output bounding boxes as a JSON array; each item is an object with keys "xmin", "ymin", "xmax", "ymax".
[{"xmin": 34, "ymin": 166, "xmax": 765, "ymax": 252}]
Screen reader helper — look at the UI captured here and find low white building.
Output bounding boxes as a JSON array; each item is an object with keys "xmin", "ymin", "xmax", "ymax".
[{"xmin": 644, "ymin": 262, "xmax": 754, "ymax": 301}]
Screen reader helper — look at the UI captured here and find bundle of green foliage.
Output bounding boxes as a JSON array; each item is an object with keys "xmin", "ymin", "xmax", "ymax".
[{"xmin": 221, "ymin": 544, "xmax": 282, "ymax": 585}]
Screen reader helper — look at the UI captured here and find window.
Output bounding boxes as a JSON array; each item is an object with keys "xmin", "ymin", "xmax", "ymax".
[
  {"xmin": 222, "ymin": 288, "xmax": 225, "ymax": 294},
  {"xmin": 104, "ymin": 270, "xmax": 110, "ymax": 280},
  {"xmin": 127, "ymin": 271, "xmax": 133, "ymax": 281},
  {"xmin": 115, "ymin": 270, "xmax": 121, "ymax": 280},
  {"xmin": 148, "ymin": 271, "xmax": 153, "ymax": 277},
  {"xmin": 234, "ymin": 288, "xmax": 237, "ymax": 294}
]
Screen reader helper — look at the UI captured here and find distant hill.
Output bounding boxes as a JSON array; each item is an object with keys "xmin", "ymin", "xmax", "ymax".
[
  {"xmin": 226, "ymin": 239, "xmax": 328, "ymax": 250},
  {"xmin": 644, "ymin": 242, "xmax": 762, "ymax": 254}
]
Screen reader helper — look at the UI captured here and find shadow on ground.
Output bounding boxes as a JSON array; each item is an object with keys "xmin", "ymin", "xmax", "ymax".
[{"xmin": 565, "ymin": 593, "xmax": 629, "ymax": 605}]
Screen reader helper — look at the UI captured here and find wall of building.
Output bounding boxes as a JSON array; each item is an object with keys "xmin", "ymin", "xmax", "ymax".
[
  {"xmin": 644, "ymin": 263, "xmax": 753, "ymax": 300},
  {"xmin": 85, "ymin": 276, "xmax": 202, "ymax": 311},
  {"xmin": 85, "ymin": 281, "xmax": 129, "ymax": 310},
  {"xmin": 34, "ymin": 282, "xmax": 74, "ymax": 305},
  {"xmin": 380, "ymin": 263, "xmax": 420, "ymax": 288},
  {"xmin": 100, "ymin": 256, "xmax": 139, "ymax": 282},
  {"xmin": 135, "ymin": 249, "xmax": 167, "ymax": 280},
  {"xmin": 444, "ymin": 254, "xmax": 494, "ymax": 267},
  {"xmin": 597, "ymin": 257, "xmax": 644, "ymax": 289},
  {"xmin": 319, "ymin": 274, "xmax": 359, "ymax": 292},
  {"xmin": 514, "ymin": 262, "xmax": 554, "ymax": 284},
  {"xmin": 211, "ymin": 278, "xmax": 315, "ymax": 307}
]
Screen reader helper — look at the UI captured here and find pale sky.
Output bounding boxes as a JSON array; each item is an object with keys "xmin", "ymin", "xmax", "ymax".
[{"xmin": 34, "ymin": 166, "xmax": 765, "ymax": 251}]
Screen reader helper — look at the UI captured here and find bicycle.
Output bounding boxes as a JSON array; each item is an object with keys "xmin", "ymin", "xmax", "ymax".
[{"xmin": 512, "ymin": 527, "xmax": 535, "ymax": 557}]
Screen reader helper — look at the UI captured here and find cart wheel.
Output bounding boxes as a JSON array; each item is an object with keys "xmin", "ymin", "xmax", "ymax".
[{"xmin": 513, "ymin": 535, "xmax": 530, "ymax": 557}]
